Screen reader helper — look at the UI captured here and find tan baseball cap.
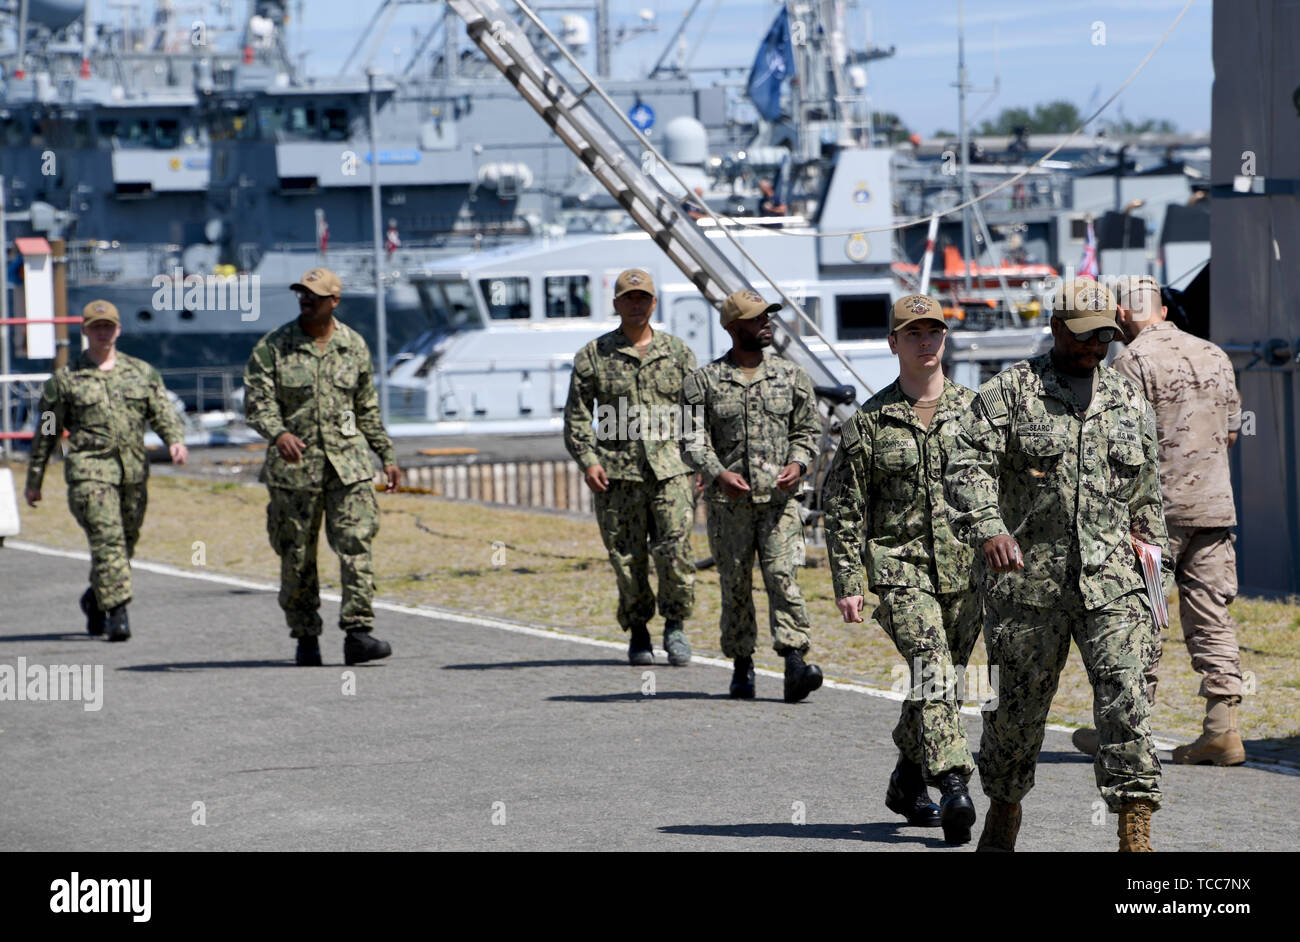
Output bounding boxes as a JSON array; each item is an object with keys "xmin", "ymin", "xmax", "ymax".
[
  {"xmin": 290, "ymin": 267, "xmax": 342, "ymax": 298},
  {"xmin": 1051, "ymin": 278, "xmax": 1119, "ymax": 335},
  {"xmin": 720, "ymin": 288, "xmax": 781, "ymax": 328},
  {"xmin": 890, "ymin": 294, "xmax": 946, "ymax": 332},
  {"xmin": 1115, "ymin": 275, "xmax": 1162, "ymax": 305},
  {"xmin": 82, "ymin": 299, "xmax": 120, "ymax": 326},
  {"xmin": 613, "ymin": 269, "xmax": 655, "ymax": 299}
]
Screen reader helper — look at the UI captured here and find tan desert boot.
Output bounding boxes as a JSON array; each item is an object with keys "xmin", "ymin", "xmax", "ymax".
[
  {"xmin": 976, "ymin": 800, "xmax": 1021, "ymax": 852},
  {"xmin": 1172, "ymin": 696, "xmax": 1246, "ymax": 766},
  {"xmin": 1117, "ymin": 799, "xmax": 1155, "ymax": 852}
]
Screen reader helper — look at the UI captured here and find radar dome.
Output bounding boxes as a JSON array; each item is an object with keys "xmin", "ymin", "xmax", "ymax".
[{"xmin": 663, "ymin": 116, "xmax": 707, "ymax": 166}]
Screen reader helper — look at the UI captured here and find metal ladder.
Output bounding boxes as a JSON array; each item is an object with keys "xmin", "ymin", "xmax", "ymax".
[{"xmin": 447, "ymin": 0, "xmax": 862, "ymax": 425}]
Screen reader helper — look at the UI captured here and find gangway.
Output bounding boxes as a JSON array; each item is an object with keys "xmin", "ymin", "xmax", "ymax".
[{"xmin": 445, "ymin": 0, "xmax": 867, "ymax": 427}]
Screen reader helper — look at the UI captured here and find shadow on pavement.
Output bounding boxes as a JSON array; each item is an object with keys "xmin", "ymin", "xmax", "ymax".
[
  {"xmin": 1036, "ymin": 749, "xmax": 1095, "ymax": 765},
  {"xmin": 1239, "ymin": 736, "xmax": 1300, "ymax": 774},
  {"xmin": 444, "ymin": 658, "xmax": 626, "ymax": 670},
  {"xmin": 548, "ymin": 691, "xmax": 728, "ymax": 702},
  {"xmin": 658, "ymin": 821, "xmax": 956, "ymax": 847},
  {"xmin": 0, "ymin": 632, "xmax": 90, "ymax": 643},
  {"xmin": 119, "ymin": 659, "xmax": 294, "ymax": 672}
]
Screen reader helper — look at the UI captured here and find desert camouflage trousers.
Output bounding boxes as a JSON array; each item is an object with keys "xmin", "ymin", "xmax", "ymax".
[
  {"xmin": 266, "ymin": 468, "xmax": 380, "ymax": 636},
  {"xmin": 980, "ymin": 585, "xmax": 1161, "ymax": 812},
  {"xmin": 706, "ymin": 496, "xmax": 810, "ymax": 657},
  {"xmin": 875, "ymin": 585, "xmax": 982, "ymax": 783},
  {"xmin": 68, "ymin": 479, "xmax": 148, "ymax": 611},
  {"xmin": 592, "ymin": 474, "xmax": 695, "ymax": 631},
  {"xmin": 1144, "ymin": 525, "xmax": 1243, "ymax": 702}
]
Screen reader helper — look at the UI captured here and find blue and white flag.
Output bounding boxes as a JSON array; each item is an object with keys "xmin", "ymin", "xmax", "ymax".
[{"xmin": 747, "ymin": 7, "xmax": 795, "ymax": 122}]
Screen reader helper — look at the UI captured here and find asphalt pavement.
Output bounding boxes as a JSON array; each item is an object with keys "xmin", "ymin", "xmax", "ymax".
[{"xmin": 2, "ymin": 542, "xmax": 1295, "ymax": 852}]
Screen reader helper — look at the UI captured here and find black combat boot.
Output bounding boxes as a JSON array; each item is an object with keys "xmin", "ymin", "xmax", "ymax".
[
  {"xmin": 627, "ymin": 624, "xmax": 654, "ymax": 666},
  {"xmin": 783, "ymin": 650, "xmax": 823, "ymax": 703},
  {"xmin": 343, "ymin": 629, "xmax": 392, "ymax": 666},
  {"xmin": 729, "ymin": 656, "xmax": 755, "ymax": 699},
  {"xmin": 884, "ymin": 755, "xmax": 942, "ymax": 827},
  {"xmin": 296, "ymin": 635, "xmax": 323, "ymax": 666},
  {"xmin": 936, "ymin": 771, "xmax": 977, "ymax": 845},
  {"xmin": 80, "ymin": 587, "xmax": 106, "ymax": 636},
  {"xmin": 662, "ymin": 619, "xmax": 691, "ymax": 666},
  {"xmin": 104, "ymin": 604, "xmax": 131, "ymax": 643}
]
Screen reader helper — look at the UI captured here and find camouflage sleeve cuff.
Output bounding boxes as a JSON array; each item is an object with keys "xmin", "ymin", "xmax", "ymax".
[
  {"xmin": 698, "ymin": 454, "xmax": 727, "ymax": 479},
  {"xmin": 576, "ymin": 451, "xmax": 600, "ymax": 470},
  {"xmin": 965, "ymin": 518, "xmax": 1009, "ymax": 548},
  {"xmin": 24, "ymin": 466, "xmax": 45, "ymax": 492},
  {"xmin": 785, "ymin": 447, "xmax": 817, "ymax": 469},
  {"xmin": 831, "ymin": 571, "xmax": 865, "ymax": 600},
  {"xmin": 377, "ymin": 444, "xmax": 398, "ymax": 467}
]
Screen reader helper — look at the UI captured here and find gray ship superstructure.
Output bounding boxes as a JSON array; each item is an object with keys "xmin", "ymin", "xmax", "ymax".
[{"xmin": 3, "ymin": 0, "xmax": 756, "ymax": 377}]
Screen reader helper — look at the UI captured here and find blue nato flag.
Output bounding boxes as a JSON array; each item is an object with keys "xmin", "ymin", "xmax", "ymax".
[{"xmin": 746, "ymin": 7, "xmax": 795, "ymax": 122}]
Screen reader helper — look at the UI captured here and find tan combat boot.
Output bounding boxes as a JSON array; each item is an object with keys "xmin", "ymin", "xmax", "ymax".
[
  {"xmin": 1117, "ymin": 799, "xmax": 1155, "ymax": 852},
  {"xmin": 976, "ymin": 800, "xmax": 1021, "ymax": 852},
  {"xmin": 1172, "ymin": 696, "xmax": 1246, "ymax": 766}
]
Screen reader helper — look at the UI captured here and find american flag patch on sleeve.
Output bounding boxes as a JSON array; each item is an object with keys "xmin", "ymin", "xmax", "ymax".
[{"xmin": 977, "ymin": 386, "xmax": 1007, "ymax": 420}]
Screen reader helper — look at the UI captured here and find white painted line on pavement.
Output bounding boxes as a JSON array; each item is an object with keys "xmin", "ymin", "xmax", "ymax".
[{"xmin": 13, "ymin": 538, "xmax": 1295, "ymax": 773}]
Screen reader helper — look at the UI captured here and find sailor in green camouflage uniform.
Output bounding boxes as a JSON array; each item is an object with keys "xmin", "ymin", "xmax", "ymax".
[
  {"xmin": 944, "ymin": 279, "xmax": 1174, "ymax": 852},
  {"xmin": 243, "ymin": 268, "xmax": 402, "ymax": 667},
  {"xmin": 822, "ymin": 295, "xmax": 981, "ymax": 843},
  {"xmin": 24, "ymin": 300, "xmax": 187, "ymax": 641},
  {"xmin": 563, "ymin": 269, "xmax": 698, "ymax": 666},
  {"xmin": 682, "ymin": 289, "xmax": 823, "ymax": 702}
]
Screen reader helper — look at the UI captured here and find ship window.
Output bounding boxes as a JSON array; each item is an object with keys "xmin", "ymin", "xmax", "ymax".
[
  {"xmin": 257, "ymin": 106, "xmax": 283, "ymax": 135},
  {"xmin": 545, "ymin": 275, "xmax": 591, "ymax": 318},
  {"xmin": 836, "ymin": 294, "xmax": 891, "ymax": 340},
  {"xmin": 479, "ymin": 277, "xmax": 531, "ymax": 320},
  {"xmin": 285, "ymin": 105, "xmax": 317, "ymax": 136},
  {"xmin": 2, "ymin": 115, "xmax": 28, "ymax": 146},
  {"xmin": 122, "ymin": 119, "xmax": 150, "ymax": 146},
  {"xmin": 321, "ymin": 108, "xmax": 349, "ymax": 141},
  {"xmin": 153, "ymin": 119, "xmax": 180, "ymax": 149}
]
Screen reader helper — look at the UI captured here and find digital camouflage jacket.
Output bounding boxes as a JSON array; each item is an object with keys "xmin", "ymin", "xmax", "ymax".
[{"xmin": 944, "ymin": 353, "xmax": 1173, "ymax": 611}]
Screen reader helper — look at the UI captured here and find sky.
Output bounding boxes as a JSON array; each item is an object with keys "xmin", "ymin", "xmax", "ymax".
[{"xmin": 97, "ymin": 0, "xmax": 1213, "ymax": 137}]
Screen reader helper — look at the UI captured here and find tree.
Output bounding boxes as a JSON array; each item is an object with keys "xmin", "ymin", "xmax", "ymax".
[
  {"xmin": 872, "ymin": 111, "xmax": 911, "ymax": 145},
  {"xmin": 976, "ymin": 100, "xmax": 1083, "ymax": 135},
  {"xmin": 1100, "ymin": 116, "xmax": 1178, "ymax": 134}
]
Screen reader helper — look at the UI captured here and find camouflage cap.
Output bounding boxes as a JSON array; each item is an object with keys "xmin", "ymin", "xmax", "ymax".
[
  {"xmin": 291, "ymin": 267, "xmax": 342, "ymax": 298},
  {"xmin": 720, "ymin": 288, "xmax": 781, "ymax": 328},
  {"xmin": 890, "ymin": 294, "xmax": 946, "ymax": 332},
  {"xmin": 614, "ymin": 268, "xmax": 656, "ymax": 299},
  {"xmin": 82, "ymin": 299, "xmax": 120, "ymax": 326},
  {"xmin": 1051, "ymin": 278, "xmax": 1119, "ymax": 335}
]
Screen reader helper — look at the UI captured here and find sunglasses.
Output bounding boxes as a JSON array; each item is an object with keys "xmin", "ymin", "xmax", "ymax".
[{"xmin": 1074, "ymin": 327, "xmax": 1117, "ymax": 343}]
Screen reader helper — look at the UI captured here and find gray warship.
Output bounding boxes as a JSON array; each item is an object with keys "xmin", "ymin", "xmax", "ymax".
[{"xmin": 1, "ymin": 0, "xmax": 755, "ymax": 377}]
